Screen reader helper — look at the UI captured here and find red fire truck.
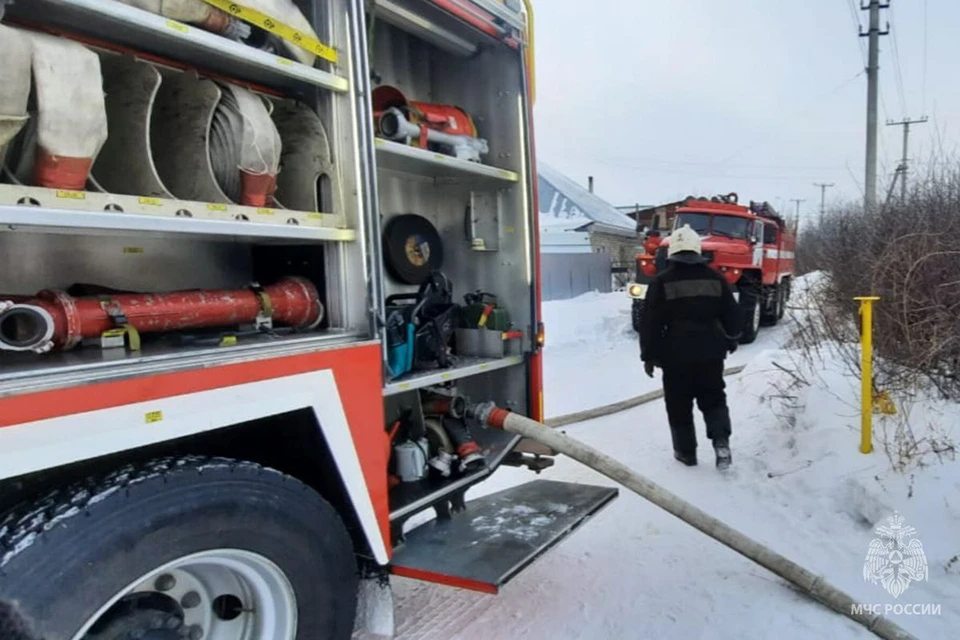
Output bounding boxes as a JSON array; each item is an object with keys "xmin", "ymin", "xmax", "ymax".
[
  {"xmin": 627, "ymin": 194, "xmax": 796, "ymax": 344},
  {"xmin": 0, "ymin": 1, "xmax": 616, "ymax": 638}
]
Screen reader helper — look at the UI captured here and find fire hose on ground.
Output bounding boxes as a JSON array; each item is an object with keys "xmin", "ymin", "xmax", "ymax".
[
  {"xmin": 466, "ymin": 402, "xmax": 916, "ymax": 640},
  {"xmin": 0, "ymin": 276, "xmax": 322, "ymax": 353}
]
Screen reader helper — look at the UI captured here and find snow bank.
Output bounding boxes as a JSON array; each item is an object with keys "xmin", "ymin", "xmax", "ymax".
[{"xmin": 542, "ymin": 291, "xmax": 635, "ymax": 351}]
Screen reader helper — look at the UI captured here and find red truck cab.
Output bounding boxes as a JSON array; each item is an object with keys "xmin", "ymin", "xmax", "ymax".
[{"xmin": 627, "ymin": 195, "xmax": 796, "ymax": 344}]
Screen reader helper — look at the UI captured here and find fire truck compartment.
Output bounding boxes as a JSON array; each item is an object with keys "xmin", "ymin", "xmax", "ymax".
[
  {"xmin": 371, "ymin": 16, "xmax": 534, "ymax": 401},
  {"xmin": 390, "ymin": 479, "xmax": 618, "ymax": 593}
]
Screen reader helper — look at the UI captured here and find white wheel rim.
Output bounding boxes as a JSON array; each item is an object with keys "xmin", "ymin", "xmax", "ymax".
[
  {"xmin": 72, "ymin": 549, "xmax": 297, "ymax": 640},
  {"xmin": 752, "ymin": 301, "xmax": 761, "ymax": 331}
]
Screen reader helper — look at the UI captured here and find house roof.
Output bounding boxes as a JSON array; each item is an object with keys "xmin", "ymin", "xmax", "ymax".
[{"xmin": 538, "ymin": 162, "xmax": 637, "ymax": 234}]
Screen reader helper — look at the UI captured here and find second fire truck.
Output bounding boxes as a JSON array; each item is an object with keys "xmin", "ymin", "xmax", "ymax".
[{"xmin": 627, "ymin": 194, "xmax": 796, "ymax": 344}]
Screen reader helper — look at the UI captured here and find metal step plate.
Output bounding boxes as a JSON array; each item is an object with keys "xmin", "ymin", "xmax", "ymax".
[{"xmin": 391, "ymin": 479, "xmax": 618, "ymax": 593}]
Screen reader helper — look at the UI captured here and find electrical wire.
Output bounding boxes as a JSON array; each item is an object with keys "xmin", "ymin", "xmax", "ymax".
[
  {"xmin": 715, "ymin": 68, "xmax": 866, "ymax": 166},
  {"xmin": 922, "ymin": 0, "xmax": 929, "ymax": 114},
  {"xmin": 845, "ymin": 0, "xmax": 869, "ymax": 66},
  {"xmin": 888, "ymin": 7, "xmax": 908, "ymax": 117}
]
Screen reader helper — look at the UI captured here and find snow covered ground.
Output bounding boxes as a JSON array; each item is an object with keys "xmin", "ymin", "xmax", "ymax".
[{"xmin": 385, "ymin": 275, "xmax": 960, "ymax": 640}]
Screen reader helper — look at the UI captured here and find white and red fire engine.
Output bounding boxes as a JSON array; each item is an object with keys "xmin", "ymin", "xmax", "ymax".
[{"xmin": 0, "ymin": 1, "xmax": 616, "ymax": 637}]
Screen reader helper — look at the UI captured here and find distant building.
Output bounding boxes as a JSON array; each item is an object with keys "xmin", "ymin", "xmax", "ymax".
[
  {"xmin": 617, "ymin": 201, "xmax": 687, "ymax": 233},
  {"xmin": 536, "ymin": 164, "xmax": 641, "ymax": 300},
  {"xmin": 537, "ymin": 163, "xmax": 639, "ymax": 263}
]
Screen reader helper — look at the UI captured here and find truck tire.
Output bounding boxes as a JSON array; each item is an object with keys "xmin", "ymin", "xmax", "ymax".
[
  {"xmin": 0, "ymin": 456, "xmax": 358, "ymax": 640},
  {"xmin": 761, "ymin": 285, "xmax": 782, "ymax": 327},
  {"xmin": 778, "ymin": 279, "xmax": 790, "ymax": 320},
  {"xmin": 631, "ymin": 299, "xmax": 644, "ymax": 333},
  {"xmin": 739, "ymin": 291, "xmax": 761, "ymax": 344}
]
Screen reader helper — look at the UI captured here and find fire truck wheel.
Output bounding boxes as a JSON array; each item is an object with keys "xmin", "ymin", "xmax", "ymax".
[
  {"xmin": 760, "ymin": 286, "xmax": 782, "ymax": 327},
  {"xmin": 0, "ymin": 456, "xmax": 358, "ymax": 640},
  {"xmin": 738, "ymin": 291, "xmax": 761, "ymax": 344},
  {"xmin": 631, "ymin": 299, "xmax": 644, "ymax": 333}
]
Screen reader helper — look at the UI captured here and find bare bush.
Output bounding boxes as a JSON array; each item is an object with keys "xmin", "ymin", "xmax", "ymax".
[{"xmin": 796, "ymin": 166, "xmax": 960, "ymax": 398}]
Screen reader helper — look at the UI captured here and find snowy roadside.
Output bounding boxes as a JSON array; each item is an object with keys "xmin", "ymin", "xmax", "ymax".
[
  {"xmin": 541, "ymin": 290, "xmax": 793, "ymax": 418},
  {"xmin": 388, "ymin": 274, "xmax": 959, "ymax": 640}
]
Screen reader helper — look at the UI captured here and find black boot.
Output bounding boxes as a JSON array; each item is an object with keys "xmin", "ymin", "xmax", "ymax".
[
  {"xmin": 673, "ymin": 450, "xmax": 697, "ymax": 466},
  {"xmin": 714, "ymin": 438, "xmax": 732, "ymax": 470}
]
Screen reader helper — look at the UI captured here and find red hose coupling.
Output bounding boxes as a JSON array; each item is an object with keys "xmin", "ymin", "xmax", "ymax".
[
  {"xmin": 486, "ymin": 407, "xmax": 511, "ymax": 429},
  {"xmin": 456, "ymin": 441, "xmax": 482, "ymax": 458}
]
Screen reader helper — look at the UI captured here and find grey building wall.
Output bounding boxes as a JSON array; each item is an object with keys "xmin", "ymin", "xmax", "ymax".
[{"xmin": 541, "ymin": 252, "xmax": 612, "ymax": 301}]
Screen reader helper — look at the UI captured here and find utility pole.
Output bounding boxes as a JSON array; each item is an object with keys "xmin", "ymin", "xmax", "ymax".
[
  {"xmin": 886, "ymin": 117, "xmax": 928, "ymax": 203},
  {"xmin": 813, "ymin": 182, "xmax": 835, "ymax": 223},
  {"xmin": 790, "ymin": 198, "xmax": 806, "ymax": 229},
  {"xmin": 860, "ymin": 0, "xmax": 890, "ymax": 211}
]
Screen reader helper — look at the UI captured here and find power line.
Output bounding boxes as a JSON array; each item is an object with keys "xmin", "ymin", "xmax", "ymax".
[
  {"xmin": 846, "ymin": 0, "xmax": 868, "ymax": 65},
  {"xmin": 888, "ymin": 15, "xmax": 908, "ymax": 116},
  {"xmin": 715, "ymin": 69, "xmax": 865, "ymax": 166},
  {"xmin": 922, "ymin": 0, "xmax": 929, "ymax": 113}
]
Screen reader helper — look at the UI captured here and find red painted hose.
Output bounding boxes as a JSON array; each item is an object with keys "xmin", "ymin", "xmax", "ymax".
[{"xmin": 0, "ymin": 277, "xmax": 322, "ymax": 353}]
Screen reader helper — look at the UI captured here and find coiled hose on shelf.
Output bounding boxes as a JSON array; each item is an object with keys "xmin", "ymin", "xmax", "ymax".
[{"xmin": 209, "ymin": 88, "xmax": 245, "ymax": 203}]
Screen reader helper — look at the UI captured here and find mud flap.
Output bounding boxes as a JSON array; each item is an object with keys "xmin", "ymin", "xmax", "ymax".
[
  {"xmin": 354, "ymin": 574, "xmax": 395, "ymax": 639},
  {"xmin": 390, "ymin": 480, "xmax": 618, "ymax": 594}
]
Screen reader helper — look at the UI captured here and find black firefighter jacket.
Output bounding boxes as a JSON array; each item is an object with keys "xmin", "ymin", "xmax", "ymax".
[{"xmin": 639, "ymin": 261, "xmax": 742, "ymax": 366}]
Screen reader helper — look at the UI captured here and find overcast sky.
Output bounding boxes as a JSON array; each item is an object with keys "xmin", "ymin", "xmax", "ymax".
[{"xmin": 532, "ymin": 0, "xmax": 960, "ymax": 222}]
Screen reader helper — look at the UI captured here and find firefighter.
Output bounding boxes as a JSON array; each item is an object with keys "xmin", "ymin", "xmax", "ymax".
[{"xmin": 640, "ymin": 224, "xmax": 741, "ymax": 469}]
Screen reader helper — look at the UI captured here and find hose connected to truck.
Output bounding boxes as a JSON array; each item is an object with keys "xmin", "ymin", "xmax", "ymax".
[
  {"xmin": 0, "ymin": 276, "xmax": 323, "ymax": 353},
  {"xmin": 465, "ymin": 402, "xmax": 916, "ymax": 640}
]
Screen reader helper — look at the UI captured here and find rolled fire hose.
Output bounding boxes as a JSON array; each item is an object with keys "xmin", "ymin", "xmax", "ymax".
[
  {"xmin": 467, "ymin": 402, "xmax": 916, "ymax": 640},
  {"xmin": 9, "ymin": 31, "xmax": 109, "ymax": 190},
  {"xmin": 0, "ymin": 276, "xmax": 322, "ymax": 354},
  {"xmin": 117, "ymin": 1, "xmax": 250, "ymax": 39},
  {"xmin": 119, "ymin": 0, "xmax": 318, "ymax": 65},
  {"xmin": 210, "ymin": 84, "xmax": 282, "ymax": 206},
  {"xmin": 231, "ymin": 0, "xmax": 324, "ymax": 66},
  {"xmin": 0, "ymin": 25, "xmax": 31, "ymax": 155}
]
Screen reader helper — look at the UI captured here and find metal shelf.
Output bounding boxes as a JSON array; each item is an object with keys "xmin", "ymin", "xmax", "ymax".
[
  {"xmin": 0, "ymin": 332, "xmax": 371, "ymax": 399},
  {"xmin": 0, "ymin": 205, "xmax": 355, "ymax": 243},
  {"xmin": 383, "ymin": 354, "xmax": 524, "ymax": 396},
  {"xmin": 5, "ymin": 0, "xmax": 349, "ymax": 94},
  {"xmin": 375, "ymin": 139, "xmax": 519, "ymax": 184}
]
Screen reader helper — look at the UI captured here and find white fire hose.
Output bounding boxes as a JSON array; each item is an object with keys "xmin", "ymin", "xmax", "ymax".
[{"xmin": 467, "ymin": 403, "xmax": 916, "ymax": 640}]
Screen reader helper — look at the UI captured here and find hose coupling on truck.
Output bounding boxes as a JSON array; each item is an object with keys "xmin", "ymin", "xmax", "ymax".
[{"xmin": 465, "ymin": 401, "xmax": 511, "ymax": 429}]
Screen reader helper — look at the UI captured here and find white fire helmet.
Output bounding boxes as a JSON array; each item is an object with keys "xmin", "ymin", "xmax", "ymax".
[{"xmin": 667, "ymin": 224, "xmax": 703, "ymax": 263}]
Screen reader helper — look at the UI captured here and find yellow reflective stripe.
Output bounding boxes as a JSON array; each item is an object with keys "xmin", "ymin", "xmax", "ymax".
[{"xmin": 199, "ymin": 0, "xmax": 338, "ymax": 64}]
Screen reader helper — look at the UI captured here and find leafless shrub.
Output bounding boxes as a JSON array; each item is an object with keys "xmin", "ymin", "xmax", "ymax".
[{"xmin": 796, "ymin": 165, "xmax": 960, "ymax": 399}]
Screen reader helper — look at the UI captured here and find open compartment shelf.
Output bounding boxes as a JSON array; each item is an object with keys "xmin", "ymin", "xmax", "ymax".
[
  {"xmin": 0, "ymin": 234, "xmax": 361, "ymax": 392},
  {"xmin": 0, "ymin": 200, "xmax": 353, "ymax": 245},
  {"xmin": 383, "ymin": 354, "xmax": 524, "ymax": 395},
  {"xmin": 375, "ymin": 138, "xmax": 519, "ymax": 184},
  {"xmin": 388, "ymin": 423, "xmax": 521, "ymax": 522},
  {"xmin": 3, "ymin": 0, "xmax": 349, "ymax": 94},
  {"xmin": 0, "ymin": 331, "xmax": 365, "ymax": 398}
]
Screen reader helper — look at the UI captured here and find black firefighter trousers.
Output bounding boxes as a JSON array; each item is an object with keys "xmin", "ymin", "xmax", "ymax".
[{"xmin": 661, "ymin": 359, "xmax": 732, "ymax": 454}]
